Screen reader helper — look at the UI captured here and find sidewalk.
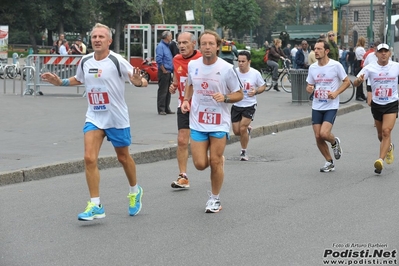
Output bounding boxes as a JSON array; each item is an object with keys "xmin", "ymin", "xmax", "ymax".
[{"xmin": 0, "ymin": 80, "xmax": 364, "ymax": 185}]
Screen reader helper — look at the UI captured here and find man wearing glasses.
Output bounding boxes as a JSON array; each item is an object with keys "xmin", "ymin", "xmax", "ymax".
[{"xmin": 327, "ymin": 31, "xmax": 339, "ymax": 61}]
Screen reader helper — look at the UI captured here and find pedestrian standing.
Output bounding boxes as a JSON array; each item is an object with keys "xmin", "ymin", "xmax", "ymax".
[
  {"xmin": 156, "ymin": 31, "xmax": 174, "ymax": 115},
  {"xmin": 306, "ymin": 39, "xmax": 351, "ymax": 172},
  {"xmin": 354, "ymin": 36, "xmax": 367, "ymax": 101},
  {"xmin": 181, "ymin": 30, "xmax": 243, "ymax": 213},
  {"xmin": 169, "ymin": 32, "xmax": 202, "ymax": 189},
  {"xmin": 41, "ymin": 23, "xmax": 148, "ymax": 221},
  {"xmin": 232, "ymin": 50, "xmax": 266, "ymax": 161},
  {"xmin": 353, "ymin": 44, "xmax": 399, "ymax": 174}
]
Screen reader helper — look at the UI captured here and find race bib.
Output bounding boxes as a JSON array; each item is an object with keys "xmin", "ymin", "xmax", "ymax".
[
  {"xmin": 87, "ymin": 86, "xmax": 110, "ymax": 112},
  {"xmin": 375, "ymin": 86, "xmax": 392, "ymax": 100},
  {"xmin": 314, "ymin": 86, "xmax": 332, "ymax": 100},
  {"xmin": 198, "ymin": 105, "xmax": 221, "ymax": 125}
]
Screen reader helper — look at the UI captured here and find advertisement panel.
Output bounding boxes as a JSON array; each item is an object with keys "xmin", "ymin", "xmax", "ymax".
[{"xmin": 0, "ymin": 25, "xmax": 8, "ymax": 62}]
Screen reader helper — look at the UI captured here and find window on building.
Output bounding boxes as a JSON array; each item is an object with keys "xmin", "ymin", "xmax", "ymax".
[
  {"xmin": 354, "ymin": 11, "xmax": 359, "ymax": 22},
  {"xmin": 373, "ymin": 10, "xmax": 375, "ymax": 21}
]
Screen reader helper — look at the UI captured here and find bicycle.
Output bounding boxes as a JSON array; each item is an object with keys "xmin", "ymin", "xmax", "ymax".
[
  {"xmin": 5, "ymin": 54, "xmax": 24, "ymax": 79},
  {"xmin": 308, "ymin": 80, "xmax": 356, "ymax": 104},
  {"xmin": 260, "ymin": 59, "xmax": 292, "ymax": 93}
]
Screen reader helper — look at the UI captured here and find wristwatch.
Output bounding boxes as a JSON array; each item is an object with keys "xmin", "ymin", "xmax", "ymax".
[{"xmin": 223, "ymin": 94, "xmax": 230, "ymax": 103}]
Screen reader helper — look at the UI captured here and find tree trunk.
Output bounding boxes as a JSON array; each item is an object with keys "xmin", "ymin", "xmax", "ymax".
[{"xmin": 112, "ymin": 7, "xmax": 122, "ymax": 53}]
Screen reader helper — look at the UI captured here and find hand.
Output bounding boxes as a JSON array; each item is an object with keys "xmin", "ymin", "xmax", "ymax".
[
  {"xmin": 212, "ymin": 92, "xmax": 225, "ymax": 103},
  {"xmin": 41, "ymin": 72, "xmax": 61, "ymax": 86},
  {"xmin": 247, "ymin": 88, "xmax": 256, "ymax": 97},
  {"xmin": 169, "ymin": 83, "xmax": 177, "ymax": 94},
  {"xmin": 306, "ymin": 84, "xmax": 315, "ymax": 93},
  {"xmin": 328, "ymin": 91, "xmax": 338, "ymax": 99},
  {"xmin": 181, "ymin": 101, "xmax": 190, "ymax": 113},
  {"xmin": 356, "ymin": 74, "xmax": 365, "ymax": 84},
  {"xmin": 128, "ymin": 67, "xmax": 143, "ymax": 86}
]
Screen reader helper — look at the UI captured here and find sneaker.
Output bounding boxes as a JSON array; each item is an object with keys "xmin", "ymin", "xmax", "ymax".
[
  {"xmin": 240, "ymin": 150, "xmax": 249, "ymax": 161},
  {"xmin": 171, "ymin": 174, "xmax": 190, "ymax": 188},
  {"xmin": 127, "ymin": 186, "xmax": 143, "ymax": 216},
  {"xmin": 332, "ymin": 137, "xmax": 342, "ymax": 160},
  {"xmin": 320, "ymin": 161, "xmax": 335, "ymax": 172},
  {"xmin": 385, "ymin": 143, "xmax": 394, "ymax": 164},
  {"xmin": 205, "ymin": 195, "xmax": 222, "ymax": 213},
  {"xmin": 374, "ymin": 159, "xmax": 383, "ymax": 174},
  {"xmin": 78, "ymin": 202, "xmax": 105, "ymax": 221}
]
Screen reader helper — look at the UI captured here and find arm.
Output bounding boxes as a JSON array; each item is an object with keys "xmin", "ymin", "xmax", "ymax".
[
  {"xmin": 41, "ymin": 72, "xmax": 82, "ymax": 86},
  {"xmin": 212, "ymin": 89, "xmax": 244, "ymax": 103},
  {"xmin": 328, "ymin": 76, "xmax": 351, "ymax": 99},
  {"xmin": 248, "ymin": 84, "xmax": 267, "ymax": 97},
  {"xmin": 169, "ymin": 73, "xmax": 178, "ymax": 94},
  {"xmin": 181, "ymin": 83, "xmax": 193, "ymax": 113}
]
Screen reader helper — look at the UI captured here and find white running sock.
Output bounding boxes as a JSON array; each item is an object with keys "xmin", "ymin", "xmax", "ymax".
[
  {"xmin": 91, "ymin": 197, "xmax": 100, "ymax": 206},
  {"xmin": 211, "ymin": 194, "xmax": 219, "ymax": 200},
  {"xmin": 129, "ymin": 185, "xmax": 138, "ymax": 194}
]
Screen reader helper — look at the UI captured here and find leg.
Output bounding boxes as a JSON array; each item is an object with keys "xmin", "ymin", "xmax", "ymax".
[
  {"xmin": 238, "ymin": 117, "xmax": 252, "ymax": 150},
  {"xmin": 190, "ymin": 139, "xmax": 210, "ymax": 171},
  {"xmin": 378, "ymin": 113, "xmax": 396, "ymax": 160},
  {"xmin": 177, "ymin": 128, "xmax": 190, "ymax": 174},
  {"xmin": 208, "ymin": 136, "xmax": 227, "ymax": 196},
  {"xmin": 84, "ymin": 129, "xmax": 105, "ymax": 198},
  {"xmin": 157, "ymin": 72, "xmax": 169, "ymax": 113},
  {"xmin": 114, "ymin": 146, "xmax": 137, "ymax": 186},
  {"xmin": 164, "ymin": 73, "xmax": 172, "ymax": 112},
  {"xmin": 313, "ymin": 122, "xmax": 334, "ymax": 162}
]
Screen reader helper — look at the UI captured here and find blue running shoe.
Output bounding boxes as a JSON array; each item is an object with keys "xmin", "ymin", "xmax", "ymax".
[
  {"xmin": 78, "ymin": 201, "xmax": 105, "ymax": 221},
  {"xmin": 127, "ymin": 186, "xmax": 143, "ymax": 216}
]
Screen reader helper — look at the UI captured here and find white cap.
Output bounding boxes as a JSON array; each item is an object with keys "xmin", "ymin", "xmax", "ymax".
[{"xmin": 377, "ymin": 43, "xmax": 389, "ymax": 51}]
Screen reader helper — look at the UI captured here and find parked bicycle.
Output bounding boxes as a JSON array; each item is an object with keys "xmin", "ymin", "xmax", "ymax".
[
  {"xmin": 5, "ymin": 54, "xmax": 24, "ymax": 79},
  {"xmin": 260, "ymin": 59, "xmax": 292, "ymax": 93}
]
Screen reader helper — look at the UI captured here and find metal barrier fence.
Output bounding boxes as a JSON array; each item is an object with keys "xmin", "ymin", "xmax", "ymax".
[{"xmin": 24, "ymin": 54, "xmax": 85, "ymax": 96}]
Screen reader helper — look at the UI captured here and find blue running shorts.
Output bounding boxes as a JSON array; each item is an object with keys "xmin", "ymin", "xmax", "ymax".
[
  {"xmin": 83, "ymin": 122, "xmax": 131, "ymax": 147},
  {"xmin": 311, "ymin": 109, "xmax": 337, "ymax": 125},
  {"xmin": 190, "ymin": 129, "xmax": 229, "ymax": 142}
]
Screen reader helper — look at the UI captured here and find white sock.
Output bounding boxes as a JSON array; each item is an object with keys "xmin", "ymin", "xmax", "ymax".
[
  {"xmin": 91, "ymin": 197, "xmax": 100, "ymax": 206},
  {"xmin": 129, "ymin": 185, "xmax": 138, "ymax": 194},
  {"xmin": 211, "ymin": 193, "xmax": 219, "ymax": 200}
]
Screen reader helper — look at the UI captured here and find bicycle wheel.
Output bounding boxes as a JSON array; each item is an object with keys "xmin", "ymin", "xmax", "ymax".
[
  {"xmin": 280, "ymin": 72, "xmax": 292, "ymax": 93},
  {"xmin": 339, "ymin": 80, "xmax": 355, "ymax": 104},
  {"xmin": 260, "ymin": 68, "xmax": 273, "ymax": 91},
  {"xmin": 6, "ymin": 66, "xmax": 16, "ymax": 79}
]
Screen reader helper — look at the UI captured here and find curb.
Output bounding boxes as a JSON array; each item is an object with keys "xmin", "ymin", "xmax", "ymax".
[{"xmin": 0, "ymin": 103, "xmax": 364, "ymax": 186}]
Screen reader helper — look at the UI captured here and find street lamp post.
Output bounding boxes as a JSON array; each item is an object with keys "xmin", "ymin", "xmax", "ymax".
[
  {"xmin": 382, "ymin": 1, "xmax": 386, "ymax": 43},
  {"xmin": 296, "ymin": 0, "xmax": 300, "ymax": 25}
]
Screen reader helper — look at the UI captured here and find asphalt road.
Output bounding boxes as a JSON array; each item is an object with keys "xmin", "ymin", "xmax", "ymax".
[{"xmin": 1, "ymin": 106, "xmax": 398, "ymax": 266}]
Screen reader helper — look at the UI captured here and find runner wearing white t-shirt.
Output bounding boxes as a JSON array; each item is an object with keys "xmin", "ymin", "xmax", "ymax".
[
  {"xmin": 181, "ymin": 30, "xmax": 243, "ymax": 213},
  {"xmin": 232, "ymin": 50, "xmax": 266, "ymax": 161},
  {"xmin": 354, "ymin": 43, "xmax": 399, "ymax": 174},
  {"xmin": 306, "ymin": 39, "xmax": 351, "ymax": 173},
  {"xmin": 41, "ymin": 23, "xmax": 148, "ymax": 221}
]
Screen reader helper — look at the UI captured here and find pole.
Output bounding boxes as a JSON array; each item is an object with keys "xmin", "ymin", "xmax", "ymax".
[
  {"xmin": 369, "ymin": 0, "xmax": 373, "ymax": 46},
  {"xmin": 296, "ymin": 0, "xmax": 299, "ymax": 25},
  {"xmin": 202, "ymin": 0, "xmax": 205, "ymax": 25},
  {"xmin": 383, "ymin": 2, "xmax": 386, "ymax": 43}
]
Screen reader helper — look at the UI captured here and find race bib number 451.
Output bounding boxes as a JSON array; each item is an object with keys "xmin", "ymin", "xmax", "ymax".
[{"xmin": 87, "ymin": 86, "xmax": 110, "ymax": 111}]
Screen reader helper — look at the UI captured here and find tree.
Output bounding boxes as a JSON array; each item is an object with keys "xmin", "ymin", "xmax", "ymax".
[{"xmin": 211, "ymin": 0, "xmax": 261, "ymax": 38}]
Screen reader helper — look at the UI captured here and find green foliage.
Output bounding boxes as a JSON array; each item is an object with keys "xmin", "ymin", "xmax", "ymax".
[
  {"xmin": 249, "ymin": 48, "xmax": 267, "ymax": 72},
  {"xmin": 212, "ymin": 0, "xmax": 261, "ymax": 33}
]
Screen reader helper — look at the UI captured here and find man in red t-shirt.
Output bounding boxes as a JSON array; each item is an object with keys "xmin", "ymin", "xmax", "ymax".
[{"xmin": 169, "ymin": 32, "xmax": 202, "ymax": 189}]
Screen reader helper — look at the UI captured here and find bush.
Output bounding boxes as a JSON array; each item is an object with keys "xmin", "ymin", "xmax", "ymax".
[{"xmin": 250, "ymin": 48, "xmax": 267, "ymax": 72}]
